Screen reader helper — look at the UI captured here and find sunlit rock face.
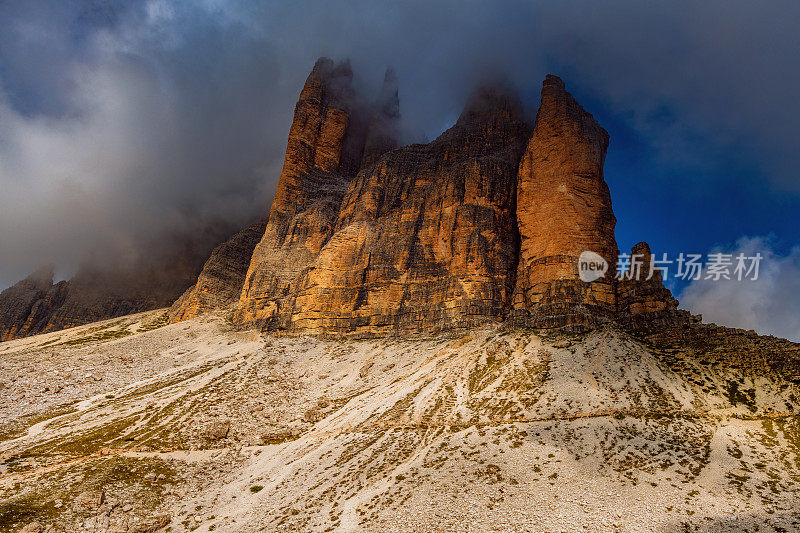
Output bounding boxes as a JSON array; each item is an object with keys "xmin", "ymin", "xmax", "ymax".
[
  {"xmin": 288, "ymin": 86, "xmax": 530, "ymax": 335},
  {"xmin": 235, "ymin": 58, "xmax": 400, "ymax": 331},
  {"xmin": 510, "ymin": 75, "xmax": 619, "ymax": 331},
  {"xmin": 230, "ymin": 61, "xmax": 688, "ymax": 336}
]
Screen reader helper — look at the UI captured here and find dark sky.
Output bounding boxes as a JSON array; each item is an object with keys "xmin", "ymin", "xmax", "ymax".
[{"xmin": 0, "ymin": 0, "xmax": 798, "ymax": 339}]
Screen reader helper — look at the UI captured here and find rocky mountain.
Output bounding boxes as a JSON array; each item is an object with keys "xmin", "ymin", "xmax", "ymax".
[
  {"xmin": 0, "ymin": 58, "xmax": 684, "ymax": 342},
  {"xmin": 281, "ymin": 85, "xmax": 530, "ymax": 335},
  {"xmin": 234, "ymin": 58, "xmax": 402, "ymax": 331},
  {"xmin": 201, "ymin": 59, "xmax": 682, "ymax": 336},
  {"xmin": 510, "ymin": 74, "xmax": 619, "ymax": 329},
  {"xmin": 169, "ymin": 221, "xmax": 267, "ymax": 322},
  {"xmin": 0, "ymin": 267, "xmax": 68, "ymax": 341}
]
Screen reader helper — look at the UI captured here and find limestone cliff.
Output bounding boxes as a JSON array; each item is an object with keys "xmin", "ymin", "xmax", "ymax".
[
  {"xmin": 170, "ymin": 220, "xmax": 267, "ymax": 322},
  {"xmin": 230, "ymin": 62, "xmax": 684, "ymax": 336},
  {"xmin": 511, "ymin": 74, "xmax": 618, "ymax": 330},
  {"xmin": 236, "ymin": 59, "xmax": 399, "ymax": 329},
  {"xmin": 288, "ymin": 85, "xmax": 530, "ymax": 335}
]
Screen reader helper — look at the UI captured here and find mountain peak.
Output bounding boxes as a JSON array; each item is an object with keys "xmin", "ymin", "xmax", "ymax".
[
  {"xmin": 457, "ymin": 83, "xmax": 525, "ymax": 126},
  {"xmin": 226, "ymin": 62, "xmax": 686, "ymax": 336}
]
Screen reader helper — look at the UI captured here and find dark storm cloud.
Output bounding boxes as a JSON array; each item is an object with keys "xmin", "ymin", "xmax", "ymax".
[{"xmin": 1, "ymin": 0, "xmax": 799, "ymax": 294}]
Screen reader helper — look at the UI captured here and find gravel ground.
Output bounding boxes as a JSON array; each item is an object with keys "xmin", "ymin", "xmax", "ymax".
[{"xmin": 1, "ymin": 311, "xmax": 800, "ymax": 532}]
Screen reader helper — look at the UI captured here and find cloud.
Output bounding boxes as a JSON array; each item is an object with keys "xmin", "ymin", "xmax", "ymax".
[
  {"xmin": 679, "ymin": 236, "xmax": 800, "ymax": 341},
  {"xmin": 1, "ymin": 0, "xmax": 799, "ymax": 290},
  {"xmin": 0, "ymin": 1, "xmax": 291, "ymax": 285}
]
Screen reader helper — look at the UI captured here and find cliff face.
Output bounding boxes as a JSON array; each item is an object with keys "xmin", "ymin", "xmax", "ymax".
[
  {"xmin": 170, "ymin": 220, "xmax": 267, "ymax": 322},
  {"xmin": 288, "ymin": 86, "xmax": 530, "ymax": 334},
  {"xmin": 230, "ymin": 63, "xmax": 684, "ymax": 336},
  {"xmin": 235, "ymin": 59, "xmax": 400, "ymax": 329},
  {"xmin": 229, "ymin": 61, "xmax": 684, "ymax": 336},
  {"xmin": 511, "ymin": 74, "xmax": 618, "ymax": 329}
]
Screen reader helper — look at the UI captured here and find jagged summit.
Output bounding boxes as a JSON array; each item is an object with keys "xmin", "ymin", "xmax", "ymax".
[
  {"xmin": 0, "ymin": 60, "xmax": 685, "ymax": 341},
  {"xmin": 215, "ymin": 61, "xmax": 683, "ymax": 336},
  {"xmin": 455, "ymin": 83, "xmax": 526, "ymax": 127}
]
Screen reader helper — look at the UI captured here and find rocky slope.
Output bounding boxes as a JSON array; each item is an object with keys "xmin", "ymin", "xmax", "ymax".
[{"xmin": 1, "ymin": 313, "xmax": 799, "ymax": 532}]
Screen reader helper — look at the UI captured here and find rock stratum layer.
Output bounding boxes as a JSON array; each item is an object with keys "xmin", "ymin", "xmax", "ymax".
[{"xmin": 228, "ymin": 59, "xmax": 685, "ymax": 335}]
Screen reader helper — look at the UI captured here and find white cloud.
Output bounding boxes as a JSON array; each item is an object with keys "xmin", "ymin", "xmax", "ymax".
[{"xmin": 679, "ymin": 236, "xmax": 800, "ymax": 341}]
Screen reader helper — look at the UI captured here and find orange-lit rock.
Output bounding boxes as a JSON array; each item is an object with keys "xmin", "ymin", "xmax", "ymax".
[
  {"xmin": 287, "ymin": 85, "xmax": 530, "ymax": 335},
  {"xmin": 511, "ymin": 75, "xmax": 619, "ymax": 330},
  {"xmin": 236, "ymin": 59, "xmax": 398, "ymax": 330}
]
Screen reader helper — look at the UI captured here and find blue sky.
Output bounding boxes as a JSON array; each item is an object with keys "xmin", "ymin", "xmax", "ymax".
[{"xmin": 0, "ymin": 0, "xmax": 798, "ymax": 338}]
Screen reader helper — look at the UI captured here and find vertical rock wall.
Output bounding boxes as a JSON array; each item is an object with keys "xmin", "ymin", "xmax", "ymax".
[
  {"xmin": 287, "ymin": 86, "xmax": 530, "ymax": 335},
  {"xmin": 235, "ymin": 59, "xmax": 398, "ymax": 330},
  {"xmin": 511, "ymin": 75, "xmax": 619, "ymax": 330}
]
